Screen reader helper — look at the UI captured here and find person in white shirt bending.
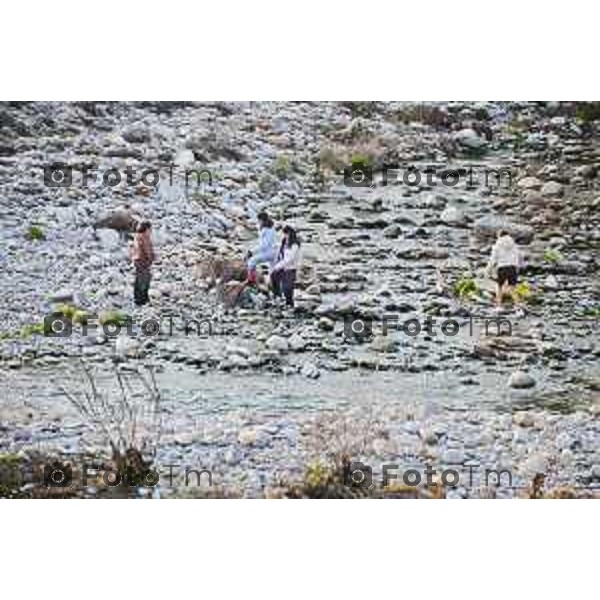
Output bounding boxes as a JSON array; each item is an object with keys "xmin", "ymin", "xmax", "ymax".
[
  {"xmin": 486, "ymin": 229, "xmax": 522, "ymax": 306},
  {"xmin": 271, "ymin": 225, "xmax": 301, "ymax": 308},
  {"xmin": 246, "ymin": 211, "xmax": 278, "ymax": 284}
]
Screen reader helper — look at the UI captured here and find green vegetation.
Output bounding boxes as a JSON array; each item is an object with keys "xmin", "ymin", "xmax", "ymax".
[
  {"xmin": 258, "ymin": 172, "xmax": 277, "ymax": 193},
  {"xmin": 0, "ymin": 454, "xmax": 24, "ymax": 498},
  {"xmin": 55, "ymin": 303, "xmax": 89, "ymax": 324},
  {"xmin": 349, "ymin": 152, "xmax": 372, "ymax": 166},
  {"xmin": 26, "ymin": 225, "xmax": 45, "ymax": 241},
  {"xmin": 543, "ymin": 248, "xmax": 563, "ymax": 264},
  {"xmin": 580, "ymin": 306, "xmax": 600, "ymax": 319},
  {"xmin": 575, "ymin": 102, "xmax": 600, "ymax": 123},
  {"xmin": 98, "ymin": 309, "xmax": 129, "ymax": 327},
  {"xmin": 272, "ymin": 155, "xmax": 291, "ymax": 179},
  {"xmin": 513, "ymin": 281, "xmax": 535, "ymax": 303},
  {"xmin": 0, "ymin": 321, "xmax": 45, "ymax": 340},
  {"xmin": 453, "ymin": 275, "xmax": 480, "ymax": 300}
]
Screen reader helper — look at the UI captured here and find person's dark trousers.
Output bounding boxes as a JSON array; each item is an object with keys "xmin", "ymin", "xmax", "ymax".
[
  {"xmin": 134, "ymin": 264, "xmax": 152, "ymax": 306},
  {"xmin": 271, "ymin": 269, "xmax": 296, "ymax": 307}
]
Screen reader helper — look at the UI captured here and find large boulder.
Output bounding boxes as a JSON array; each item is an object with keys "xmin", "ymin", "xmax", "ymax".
[
  {"xmin": 94, "ymin": 209, "xmax": 139, "ymax": 234},
  {"xmin": 540, "ymin": 181, "xmax": 564, "ymax": 197},
  {"xmin": 508, "ymin": 370, "xmax": 536, "ymax": 389},
  {"xmin": 440, "ymin": 205, "xmax": 465, "ymax": 226},
  {"xmin": 474, "ymin": 215, "xmax": 534, "ymax": 245},
  {"xmin": 453, "ymin": 128, "xmax": 487, "ymax": 151}
]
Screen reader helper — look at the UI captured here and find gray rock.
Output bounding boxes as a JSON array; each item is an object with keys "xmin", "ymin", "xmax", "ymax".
[
  {"xmin": 474, "ymin": 215, "xmax": 534, "ymax": 244},
  {"xmin": 300, "ymin": 362, "xmax": 320, "ymax": 379},
  {"xmin": 48, "ymin": 289, "xmax": 75, "ymax": 303},
  {"xmin": 440, "ymin": 206, "xmax": 464, "ymax": 226},
  {"xmin": 454, "ymin": 128, "xmax": 487, "ymax": 150},
  {"xmin": 517, "ymin": 176, "xmax": 543, "ymax": 190},
  {"xmin": 540, "ymin": 181, "xmax": 564, "ymax": 197},
  {"xmin": 508, "ymin": 370, "xmax": 536, "ymax": 389},
  {"xmin": 382, "ymin": 224, "xmax": 402, "ymax": 238},
  {"xmin": 265, "ymin": 335, "xmax": 289, "ymax": 353},
  {"xmin": 289, "ymin": 332, "xmax": 308, "ymax": 351}
]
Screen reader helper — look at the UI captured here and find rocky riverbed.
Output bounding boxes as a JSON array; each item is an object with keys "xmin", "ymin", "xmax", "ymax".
[{"xmin": 0, "ymin": 101, "xmax": 599, "ymax": 497}]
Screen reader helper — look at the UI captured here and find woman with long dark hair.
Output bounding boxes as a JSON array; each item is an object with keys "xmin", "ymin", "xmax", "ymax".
[{"xmin": 271, "ymin": 225, "xmax": 301, "ymax": 308}]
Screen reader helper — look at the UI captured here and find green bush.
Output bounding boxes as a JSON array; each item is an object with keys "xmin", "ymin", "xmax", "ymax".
[
  {"xmin": 99, "ymin": 310, "xmax": 129, "ymax": 327},
  {"xmin": 349, "ymin": 153, "xmax": 372, "ymax": 166},
  {"xmin": 26, "ymin": 225, "xmax": 45, "ymax": 241},
  {"xmin": 510, "ymin": 281, "xmax": 541, "ymax": 305},
  {"xmin": 55, "ymin": 303, "xmax": 89, "ymax": 324},
  {"xmin": 575, "ymin": 102, "xmax": 600, "ymax": 123},
  {"xmin": 272, "ymin": 155, "xmax": 291, "ymax": 179},
  {"xmin": 543, "ymin": 249, "xmax": 563, "ymax": 264},
  {"xmin": 0, "ymin": 322, "xmax": 45, "ymax": 340},
  {"xmin": 453, "ymin": 275, "xmax": 480, "ymax": 300},
  {"xmin": 581, "ymin": 306, "xmax": 600, "ymax": 319}
]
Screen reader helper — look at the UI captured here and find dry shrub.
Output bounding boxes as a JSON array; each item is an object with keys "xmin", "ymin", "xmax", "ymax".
[
  {"xmin": 60, "ymin": 363, "xmax": 163, "ymax": 482},
  {"xmin": 394, "ymin": 104, "xmax": 453, "ymax": 128}
]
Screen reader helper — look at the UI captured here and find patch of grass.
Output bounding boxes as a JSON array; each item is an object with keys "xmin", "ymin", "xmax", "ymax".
[
  {"xmin": 349, "ymin": 153, "xmax": 372, "ymax": 167},
  {"xmin": 98, "ymin": 310, "xmax": 129, "ymax": 327},
  {"xmin": 543, "ymin": 248, "xmax": 563, "ymax": 264},
  {"xmin": 0, "ymin": 454, "xmax": 25, "ymax": 498},
  {"xmin": 55, "ymin": 303, "xmax": 89, "ymax": 324},
  {"xmin": 0, "ymin": 322, "xmax": 45, "ymax": 340},
  {"xmin": 575, "ymin": 102, "xmax": 600, "ymax": 123},
  {"xmin": 453, "ymin": 275, "xmax": 480, "ymax": 300},
  {"xmin": 514, "ymin": 281, "xmax": 534, "ymax": 303},
  {"xmin": 272, "ymin": 155, "xmax": 291, "ymax": 179},
  {"xmin": 581, "ymin": 306, "xmax": 600, "ymax": 319},
  {"xmin": 26, "ymin": 225, "xmax": 45, "ymax": 241},
  {"xmin": 258, "ymin": 173, "xmax": 277, "ymax": 193}
]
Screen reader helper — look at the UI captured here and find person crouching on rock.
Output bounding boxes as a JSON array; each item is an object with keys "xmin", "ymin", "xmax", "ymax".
[
  {"xmin": 271, "ymin": 225, "xmax": 301, "ymax": 308},
  {"xmin": 246, "ymin": 211, "xmax": 277, "ymax": 284},
  {"xmin": 130, "ymin": 220, "xmax": 155, "ymax": 306},
  {"xmin": 486, "ymin": 229, "xmax": 522, "ymax": 306}
]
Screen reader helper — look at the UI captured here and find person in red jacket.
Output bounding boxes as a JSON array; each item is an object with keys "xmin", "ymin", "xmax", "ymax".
[{"xmin": 130, "ymin": 220, "xmax": 155, "ymax": 306}]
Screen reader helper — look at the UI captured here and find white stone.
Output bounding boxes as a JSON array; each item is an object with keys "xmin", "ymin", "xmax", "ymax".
[
  {"xmin": 513, "ymin": 412, "xmax": 535, "ymax": 428},
  {"xmin": 517, "ymin": 176, "xmax": 543, "ymax": 190},
  {"xmin": 300, "ymin": 362, "xmax": 320, "ymax": 379},
  {"xmin": 238, "ymin": 428, "xmax": 259, "ymax": 446},
  {"xmin": 440, "ymin": 206, "xmax": 463, "ymax": 225},
  {"xmin": 454, "ymin": 128, "xmax": 486, "ymax": 149},
  {"xmin": 115, "ymin": 336, "xmax": 141, "ymax": 358},
  {"xmin": 289, "ymin": 332, "xmax": 308, "ymax": 351},
  {"xmin": 540, "ymin": 181, "xmax": 564, "ymax": 197},
  {"xmin": 508, "ymin": 370, "xmax": 536, "ymax": 389},
  {"xmin": 265, "ymin": 335, "xmax": 289, "ymax": 352}
]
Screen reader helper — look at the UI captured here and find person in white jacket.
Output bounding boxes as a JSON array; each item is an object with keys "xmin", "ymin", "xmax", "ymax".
[
  {"xmin": 246, "ymin": 211, "xmax": 278, "ymax": 284},
  {"xmin": 486, "ymin": 229, "xmax": 522, "ymax": 306},
  {"xmin": 271, "ymin": 225, "xmax": 301, "ymax": 307}
]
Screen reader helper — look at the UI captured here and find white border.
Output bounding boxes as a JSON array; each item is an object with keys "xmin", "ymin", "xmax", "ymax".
[
  {"xmin": 1, "ymin": 501, "xmax": 597, "ymax": 598},
  {"xmin": 2, "ymin": 1, "xmax": 598, "ymax": 597},
  {"xmin": 2, "ymin": 1, "xmax": 598, "ymax": 99}
]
